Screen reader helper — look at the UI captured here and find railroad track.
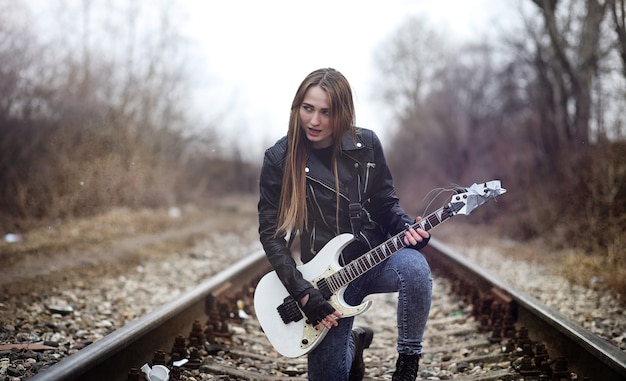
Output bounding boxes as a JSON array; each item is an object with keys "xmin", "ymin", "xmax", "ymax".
[{"xmin": 29, "ymin": 239, "xmax": 626, "ymax": 381}]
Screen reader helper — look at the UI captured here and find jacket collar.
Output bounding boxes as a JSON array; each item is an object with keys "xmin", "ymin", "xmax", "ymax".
[{"xmin": 340, "ymin": 128, "xmax": 365, "ymax": 152}]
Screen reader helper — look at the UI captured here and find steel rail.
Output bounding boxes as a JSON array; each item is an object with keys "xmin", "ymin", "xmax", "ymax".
[
  {"xmin": 423, "ymin": 238, "xmax": 626, "ymax": 381},
  {"xmin": 29, "ymin": 250, "xmax": 271, "ymax": 381}
]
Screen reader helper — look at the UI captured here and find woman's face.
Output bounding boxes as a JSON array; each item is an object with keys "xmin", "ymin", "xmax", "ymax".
[{"xmin": 299, "ymin": 85, "xmax": 332, "ymax": 148}]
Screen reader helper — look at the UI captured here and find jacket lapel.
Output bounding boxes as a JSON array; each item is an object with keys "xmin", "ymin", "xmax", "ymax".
[{"xmin": 305, "ymin": 131, "xmax": 366, "ymax": 197}]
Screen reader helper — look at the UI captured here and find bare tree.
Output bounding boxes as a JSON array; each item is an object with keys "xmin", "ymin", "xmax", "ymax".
[
  {"xmin": 501, "ymin": 0, "xmax": 626, "ymax": 250},
  {"xmin": 609, "ymin": 0, "xmax": 626, "ymax": 77},
  {"xmin": 372, "ymin": 16, "xmax": 458, "ymax": 202},
  {"xmin": 531, "ymin": 0, "xmax": 608, "ymax": 149},
  {"xmin": 372, "ymin": 15, "xmax": 518, "ymax": 214},
  {"xmin": 373, "ymin": 16, "xmax": 449, "ymax": 123},
  {"xmin": 0, "ymin": 0, "xmax": 236, "ymax": 229}
]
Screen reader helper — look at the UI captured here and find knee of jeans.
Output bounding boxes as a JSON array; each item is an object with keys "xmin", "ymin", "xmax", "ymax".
[
  {"xmin": 397, "ymin": 249, "xmax": 430, "ymax": 273},
  {"xmin": 395, "ymin": 249, "xmax": 431, "ymax": 278}
]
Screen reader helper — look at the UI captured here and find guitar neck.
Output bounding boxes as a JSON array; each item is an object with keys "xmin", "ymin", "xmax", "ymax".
[
  {"xmin": 414, "ymin": 202, "xmax": 457, "ymax": 232},
  {"xmin": 324, "ymin": 202, "xmax": 461, "ymax": 292}
]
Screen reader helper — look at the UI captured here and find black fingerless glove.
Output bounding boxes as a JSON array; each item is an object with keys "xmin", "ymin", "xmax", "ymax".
[
  {"xmin": 298, "ymin": 288, "xmax": 336, "ymax": 326},
  {"xmin": 409, "ymin": 233, "xmax": 430, "ymax": 251}
]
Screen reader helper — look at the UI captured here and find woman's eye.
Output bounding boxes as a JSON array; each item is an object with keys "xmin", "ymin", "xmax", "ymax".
[
  {"xmin": 322, "ymin": 109, "xmax": 330, "ymax": 116},
  {"xmin": 302, "ymin": 105, "xmax": 312, "ymax": 112}
]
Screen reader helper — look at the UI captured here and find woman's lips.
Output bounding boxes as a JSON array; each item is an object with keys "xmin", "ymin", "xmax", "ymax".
[{"xmin": 307, "ymin": 127, "xmax": 321, "ymax": 136}]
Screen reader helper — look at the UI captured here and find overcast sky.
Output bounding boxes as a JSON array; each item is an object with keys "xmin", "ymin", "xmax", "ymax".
[
  {"xmin": 25, "ymin": 0, "xmax": 521, "ymax": 158},
  {"xmin": 178, "ymin": 0, "xmax": 520, "ymax": 158}
]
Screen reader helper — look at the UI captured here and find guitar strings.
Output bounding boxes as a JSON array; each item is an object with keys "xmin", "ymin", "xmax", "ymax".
[{"xmin": 419, "ymin": 184, "xmax": 464, "ymax": 218}]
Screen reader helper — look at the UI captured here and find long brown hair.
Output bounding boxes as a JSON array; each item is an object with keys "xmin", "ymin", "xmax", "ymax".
[{"xmin": 276, "ymin": 68, "xmax": 356, "ymax": 236}]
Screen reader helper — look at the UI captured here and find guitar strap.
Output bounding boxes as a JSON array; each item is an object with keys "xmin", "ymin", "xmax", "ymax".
[{"xmin": 348, "ymin": 171, "xmax": 362, "ymax": 238}]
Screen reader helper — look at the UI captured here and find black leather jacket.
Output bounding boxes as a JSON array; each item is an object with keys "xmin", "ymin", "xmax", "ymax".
[{"xmin": 258, "ymin": 128, "xmax": 414, "ymax": 299}]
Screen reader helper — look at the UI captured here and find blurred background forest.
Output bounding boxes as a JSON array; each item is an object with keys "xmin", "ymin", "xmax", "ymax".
[{"xmin": 0, "ymin": 2, "xmax": 624, "ymax": 292}]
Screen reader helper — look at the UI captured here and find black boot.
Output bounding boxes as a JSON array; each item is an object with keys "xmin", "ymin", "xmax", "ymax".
[
  {"xmin": 392, "ymin": 354, "xmax": 420, "ymax": 381},
  {"xmin": 348, "ymin": 327, "xmax": 374, "ymax": 381}
]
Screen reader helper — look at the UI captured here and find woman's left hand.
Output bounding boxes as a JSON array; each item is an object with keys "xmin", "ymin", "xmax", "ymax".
[{"xmin": 403, "ymin": 216, "xmax": 430, "ymax": 246}]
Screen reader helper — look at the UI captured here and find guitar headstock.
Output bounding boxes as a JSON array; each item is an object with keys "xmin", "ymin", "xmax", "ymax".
[{"xmin": 449, "ymin": 180, "xmax": 506, "ymax": 216}]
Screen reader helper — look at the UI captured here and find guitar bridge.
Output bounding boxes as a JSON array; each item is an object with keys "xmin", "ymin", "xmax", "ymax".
[{"xmin": 277, "ymin": 296, "xmax": 303, "ymax": 324}]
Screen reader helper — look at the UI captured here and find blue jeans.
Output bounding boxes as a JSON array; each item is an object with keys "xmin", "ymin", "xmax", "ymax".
[{"xmin": 307, "ymin": 248, "xmax": 432, "ymax": 380}]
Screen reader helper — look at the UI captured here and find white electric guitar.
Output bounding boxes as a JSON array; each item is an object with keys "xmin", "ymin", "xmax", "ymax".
[{"xmin": 254, "ymin": 180, "xmax": 506, "ymax": 358}]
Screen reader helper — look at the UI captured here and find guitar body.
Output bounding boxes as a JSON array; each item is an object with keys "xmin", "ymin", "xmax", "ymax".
[{"xmin": 254, "ymin": 233, "xmax": 372, "ymax": 358}]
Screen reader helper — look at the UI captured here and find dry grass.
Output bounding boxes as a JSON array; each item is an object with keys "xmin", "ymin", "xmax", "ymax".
[
  {"xmin": 436, "ymin": 221, "xmax": 626, "ymax": 303},
  {"xmin": 558, "ymin": 244, "xmax": 626, "ymax": 302},
  {"xmin": 0, "ymin": 195, "xmax": 258, "ymax": 259},
  {"xmin": 0, "ymin": 205, "xmax": 205, "ymax": 259}
]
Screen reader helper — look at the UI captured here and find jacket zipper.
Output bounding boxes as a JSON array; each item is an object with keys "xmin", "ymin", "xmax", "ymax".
[
  {"xmin": 307, "ymin": 182, "xmax": 336, "ymax": 234},
  {"xmin": 364, "ymin": 162, "xmax": 376, "ymax": 195},
  {"xmin": 310, "ymin": 220, "xmax": 317, "ymax": 255},
  {"xmin": 307, "ymin": 176, "xmax": 350, "ymax": 202},
  {"xmin": 358, "ymin": 231, "xmax": 373, "ymax": 249}
]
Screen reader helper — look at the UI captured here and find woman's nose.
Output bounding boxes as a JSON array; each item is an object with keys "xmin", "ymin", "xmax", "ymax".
[{"xmin": 311, "ymin": 112, "xmax": 320, "ymax": 126}]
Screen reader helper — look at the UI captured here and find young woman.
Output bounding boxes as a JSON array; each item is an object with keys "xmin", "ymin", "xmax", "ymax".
[{"xmin": 258, "ymin": 68, "xmax": 432, "ymax": 381}]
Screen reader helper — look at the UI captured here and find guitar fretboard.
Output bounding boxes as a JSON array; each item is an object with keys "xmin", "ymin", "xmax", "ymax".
[{"xmin": 323, "ymin": 202, "xmax": 464, "ymax": 292}]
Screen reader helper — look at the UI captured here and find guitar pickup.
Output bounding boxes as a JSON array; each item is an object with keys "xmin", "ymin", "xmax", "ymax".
[{"xmin": 316, "ymin": 278, "xmax": 332, "ymax": 299}]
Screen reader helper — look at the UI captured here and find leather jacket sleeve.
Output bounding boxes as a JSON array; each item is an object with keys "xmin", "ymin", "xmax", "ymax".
[{"xmin": 258, "ymin": 143, "xmax": 313, "ymax": 299}]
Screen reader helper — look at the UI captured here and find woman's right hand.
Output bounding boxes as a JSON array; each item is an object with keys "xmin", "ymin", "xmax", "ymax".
[{"xmin": 299, "ymin": 289, "xmax": 342, "ymax": 329}]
